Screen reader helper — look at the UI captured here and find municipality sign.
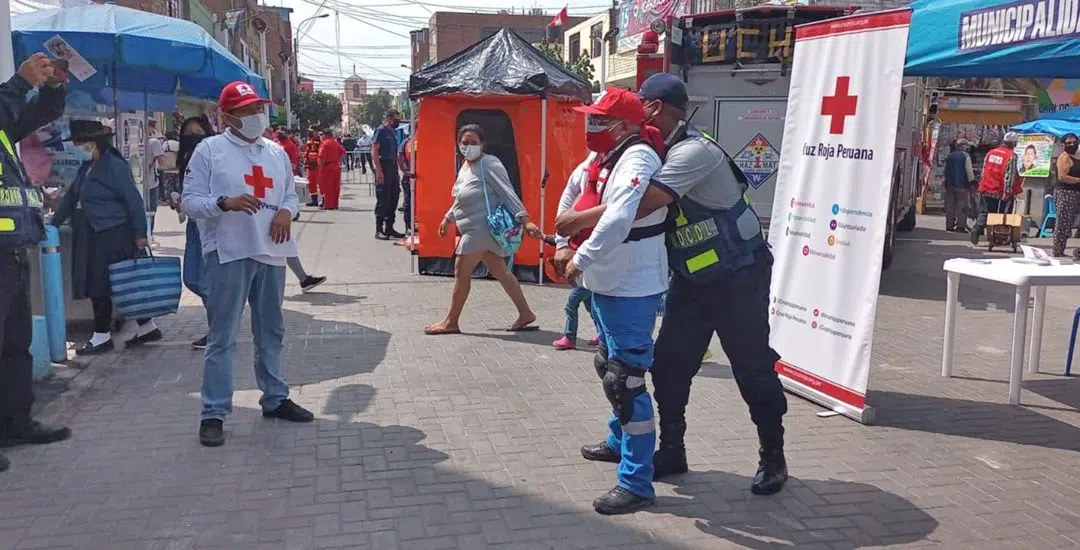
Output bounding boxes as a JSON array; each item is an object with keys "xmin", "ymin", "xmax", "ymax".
[{"xmin": 959, "ymin": 0, "xmax": 1080, "ymax": 52}]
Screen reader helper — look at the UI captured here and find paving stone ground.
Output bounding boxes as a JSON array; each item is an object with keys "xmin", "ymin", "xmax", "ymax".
[{"xmin": 5, "ymin": 177, "xmax": 1080, "ymax": 549}]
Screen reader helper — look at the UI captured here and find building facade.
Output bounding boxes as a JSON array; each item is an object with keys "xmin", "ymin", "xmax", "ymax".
[
  {"xmin": 411, "ymin": 11, "xmax": 587, "ymax": 72},
  {"xmin": 562, "ymin": 11, "xmax": 645, "ymax": 90},
  {"xmin": 339, "ymin": 75, "xmax": 368, "ymax": 132}
]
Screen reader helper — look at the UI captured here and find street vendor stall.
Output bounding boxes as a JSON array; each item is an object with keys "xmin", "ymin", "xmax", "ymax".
[
  {"xmin": 407, "ymin": 28, "xmax": 589, "ymax": 284},
  {"xmin": 11, "ymin": 4, "xmax": 266, "ymax": 325}
]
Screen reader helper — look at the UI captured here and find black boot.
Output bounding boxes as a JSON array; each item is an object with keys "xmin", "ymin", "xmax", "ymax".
[
  {"xmin": 581, "ymin": 441, "xmax": 620, "ymax": 463},
  {"xmin": 751, "ymin": 426, "xmax": 788, "ymax": 495},
  {"xmin": 653, "ymin": 420, "xmax": 689, "ymax": 480}
]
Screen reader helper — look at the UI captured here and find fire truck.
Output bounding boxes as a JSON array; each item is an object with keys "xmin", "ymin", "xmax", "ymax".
[{"xmin": 635, "ymin": 5, "xmax": 921, "ymax": 269}]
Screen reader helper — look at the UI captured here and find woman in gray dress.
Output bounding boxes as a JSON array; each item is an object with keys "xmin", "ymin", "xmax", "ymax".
[{"xmin": 424, "ymin": 124, "xmax": 542, "ymax": 335}]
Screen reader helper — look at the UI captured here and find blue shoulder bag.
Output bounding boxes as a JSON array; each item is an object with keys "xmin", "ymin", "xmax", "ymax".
[{"xmin": 479, "ymin": 160, "xmax": 523, "ymax": 262}]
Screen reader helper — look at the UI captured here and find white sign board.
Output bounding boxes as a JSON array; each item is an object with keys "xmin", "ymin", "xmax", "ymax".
[{"xmin": 767, "ymin": 9, "xmax": 912, "ymax": 423}]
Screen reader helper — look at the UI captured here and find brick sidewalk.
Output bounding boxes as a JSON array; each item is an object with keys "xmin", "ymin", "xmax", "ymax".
[{"xmin": 4, "ymin": 182, "xmax": 1080, "ymax": 549}]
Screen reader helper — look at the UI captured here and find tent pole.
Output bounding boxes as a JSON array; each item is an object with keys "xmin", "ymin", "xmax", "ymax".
[
  {"xmin": 144, "ymin": 90, "xmax": 154, "ymax": 243},
  {"xmin": 409, "ymin": 99, "xmax": 416, "ymax": 276},
  {"xmin": 539, "ymin": 97, "xmax": 547, "ymax": 286}
]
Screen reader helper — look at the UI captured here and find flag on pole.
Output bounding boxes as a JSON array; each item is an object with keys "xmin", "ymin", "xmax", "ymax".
[{"xmin": 549, "ymin": 6, "xmax": 568, "ymax": 27}]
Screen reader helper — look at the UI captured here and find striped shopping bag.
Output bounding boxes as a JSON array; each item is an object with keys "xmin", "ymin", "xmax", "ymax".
[{"xmin": 107, "ymin": 251, "xmax": 182, "ymax": 319}]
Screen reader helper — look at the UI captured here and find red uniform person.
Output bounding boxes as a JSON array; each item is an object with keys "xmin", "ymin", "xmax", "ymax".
[
  {"xmin": 970, "ymin": 132, "xmax": 1019, "ymax": 243},
  {"xmin": 318, "ymin": 132, "xmax": 346, "ymax": 210},
  {"xmin": 277, "ymin": 130, "xmax": 300, "ymax": 175},
  {"xmin": 302, "ymin": 130, "xmax": 322, "ymax": 206}
]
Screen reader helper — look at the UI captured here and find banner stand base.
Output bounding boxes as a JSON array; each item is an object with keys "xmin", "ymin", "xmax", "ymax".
[{"xmin": 780, "ymin": 379, "xmax": 876, "ymax": 425}]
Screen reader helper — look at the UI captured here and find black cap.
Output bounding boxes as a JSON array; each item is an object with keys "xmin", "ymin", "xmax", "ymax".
[
  {"xmin": 638, "ymin": 73, "xmax": 689, "ymax": 112},
  {"xmin": 65, "ymin": 119, "xmax": 115, "ymax": 142}
]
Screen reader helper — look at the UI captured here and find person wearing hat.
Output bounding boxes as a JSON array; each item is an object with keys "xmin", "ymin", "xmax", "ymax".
[
  {"xmin": 943, "ymin": 139, "xmax": 975, "ymax": 232},
  {"xmin": 970, "ymin": 132, "xmax": 1020, "ymax": 244},
  {"xmin": 0, "ymin": 53, "xmax": 73, "ymax": 472},
  {"xmin": 51, "ymin": 120, "xmax": 164, "ymax": 354},
  {"xmin": 560, "ymin": 88, "xmax": 668, "ymax": 514},
  {"xmin": 181, "ymin": 81, "xmax": 314, "ymax": 447},
  {"xmin": 556, "ymin": 73, "xmax": 789, "ymax": 496}
]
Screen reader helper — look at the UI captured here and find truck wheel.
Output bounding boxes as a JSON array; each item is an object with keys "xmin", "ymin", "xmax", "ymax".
[
  {"xmin": 882, "ymin": 228, "xmax": 895, "ymax": 270},
  {"xmin": 897, "ymin": 206, "xmax": 917, "ymax": 232}
]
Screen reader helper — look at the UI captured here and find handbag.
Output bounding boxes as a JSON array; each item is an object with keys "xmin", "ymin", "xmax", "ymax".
[
  {"xmin": 108, "ymin": 247, "xmax": 182, "ymax": 319},
  {"xmin": 479, "ymin": 161, "xmax": 523, "ymax": 260}
]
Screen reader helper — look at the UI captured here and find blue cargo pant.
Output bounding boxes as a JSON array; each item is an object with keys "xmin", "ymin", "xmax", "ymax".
[{"xmin": 591, "ymin": 291, "xmax": 665, "ymax": 500}]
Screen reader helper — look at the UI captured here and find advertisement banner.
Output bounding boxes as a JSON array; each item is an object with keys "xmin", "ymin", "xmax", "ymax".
[
  {"xmin": 767, "ymin": 9, "xmax": 912, "ymax": 423},
  {"xmin": 615, "ymin": 0, "xmax": 689, "ymax": 53},
  {"xmin": 1015, "ymin": 133, "xmax": 1054, "ymax": 177}
]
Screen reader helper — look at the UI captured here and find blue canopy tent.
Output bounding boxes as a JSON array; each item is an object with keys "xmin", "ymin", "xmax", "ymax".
[
  {"xmin": 1012, "ymin": 105, "xmax": 1080, "ymax": 137},
  {"xmin": 905, "ymin": 0, "xmax": 1080, "ymax": 77},
  {"xmin": 11, "ymin": 4, "xmax": 267, "ymax": 108}
]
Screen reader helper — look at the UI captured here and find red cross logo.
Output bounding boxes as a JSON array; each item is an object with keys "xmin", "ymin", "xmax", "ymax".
[
  {"xmin": 631, "ymin": 177, "xmax": 641, "ymax": 188},
  {"xmin": 821, "ymin": 76, "xmax": 858, "ymax": 135},
  {"xmin": 244, "ymin": 165, "xmax": 274, "ymax": 198}
]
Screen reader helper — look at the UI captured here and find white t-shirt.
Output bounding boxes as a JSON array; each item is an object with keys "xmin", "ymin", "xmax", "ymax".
[
  {"xmin": 180, "ymin": 131, "xmax": 300, "ymax": 266},
  {"xmin": 148, "ymin": 136, "xmax": 165, "ymax": 184},
  {"xmin": 570, "ymin": 143, "xmax": 667, "ymax": 297}
]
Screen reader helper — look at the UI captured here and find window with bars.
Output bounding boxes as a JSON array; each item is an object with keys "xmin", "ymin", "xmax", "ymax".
[
  {"xmin": 568, "ymin": 33, "xmax": 581, "ymax": 62},
  {"xmin": 590, "ymin": 23, "xmax": 603, "ymax": 59},
  {"xmin": 166, "ymin": 0, "xmax": 182, "ymax": 18}
]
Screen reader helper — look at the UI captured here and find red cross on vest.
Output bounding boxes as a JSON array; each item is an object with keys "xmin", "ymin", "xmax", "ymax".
[
  {"xmin": 821, "ymin": 76, "xmax": 858, "ymax": 135},
  {"xmin": 244, "ymin": 165, "xmax": 274, "ymax": 199}
]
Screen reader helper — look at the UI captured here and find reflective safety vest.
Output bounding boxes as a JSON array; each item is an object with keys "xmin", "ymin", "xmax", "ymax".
[
  {"xmin": 665, "ymin": 132, "xmax": 766, "ymax": 283},
  {"xmin": 0, "ymin": 130, "xmax": 46, "ymax": 249}
]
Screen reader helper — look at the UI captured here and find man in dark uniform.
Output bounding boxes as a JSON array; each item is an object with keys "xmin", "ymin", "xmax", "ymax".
[
  {"xmin": 372, "ymin": 109, "xmax": 405, "ymax": 240},
  {"xmin": 0, "ymin": 54, "xmax": 75, "ymax": 472},
  {"xmin": 557, "ymin": 74, "xmax": 788, "ymax": 495}
]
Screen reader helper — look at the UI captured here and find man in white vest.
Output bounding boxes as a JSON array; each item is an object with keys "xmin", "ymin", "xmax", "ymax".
[{"xmin": 182, "ymin": 81, "xmax": 314, "ymax": 447}]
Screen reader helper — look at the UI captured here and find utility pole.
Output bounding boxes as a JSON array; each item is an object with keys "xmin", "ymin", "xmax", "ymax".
[{"xmin": 335, "ymin": 11, "xmax": 343, "ymax": 79}]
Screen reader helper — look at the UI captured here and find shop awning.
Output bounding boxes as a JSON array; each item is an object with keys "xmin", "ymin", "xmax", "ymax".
[{"xmin": 906, "ymin": 0, "xmax": 1080, "ymax": 78}]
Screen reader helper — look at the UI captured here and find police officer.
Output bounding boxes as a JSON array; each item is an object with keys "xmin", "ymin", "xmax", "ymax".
[
  {"xmin": 557, "ymin": 74, "xmax": 789, "ymax": 495},
  {"xmin": 0, "ymin": 54, "xmax": 73, "ymax": 472}
]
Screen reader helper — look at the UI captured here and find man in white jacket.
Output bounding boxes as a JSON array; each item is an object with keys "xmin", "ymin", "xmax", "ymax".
[
  {"xmin": 182, "ymin": 82, "xmax": 314, "ymax": 447},
  {"xmin": 560, "ymin": 88, "xmax": 668, "ymax": 514}
]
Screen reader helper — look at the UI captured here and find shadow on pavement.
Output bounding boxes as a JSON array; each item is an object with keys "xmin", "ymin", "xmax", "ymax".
[
  {"xmin": 871, "ymin": 390, "xmax": 1080, "ymax": 451},
  {"xmin": 284, "ymin": 292, "xmax": 367, "ymax": 306},
  {"xmin": 662, "ymin": 472, "xmax": 938, "ymax": 549},
  {"xmin": 1023, "ymin": 378, "xmax": 1080, "ymax": 411}
]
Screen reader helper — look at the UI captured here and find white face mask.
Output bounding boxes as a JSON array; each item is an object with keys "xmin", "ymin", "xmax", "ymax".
[
  {"xmin": 459, "ymin": 144, "xmax": 482, "ymax": 161},
  {"xmin": 233, "ymin": 112, "xmax": 269, "ymax": 140}
]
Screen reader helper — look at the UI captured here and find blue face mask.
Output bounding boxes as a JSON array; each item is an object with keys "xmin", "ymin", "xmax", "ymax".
[{"xmin": 70, "ymin": 144, "xmax": 92, "ymax": 162}]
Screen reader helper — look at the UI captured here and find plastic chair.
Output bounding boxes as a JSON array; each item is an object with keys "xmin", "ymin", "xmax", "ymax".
[
  {"xmin": 1067, "ymin": 307, "xmax": 1080, "ymax": 376},
  {"xmin": 1040, "ymin": 194, "xmax": 1057, "ymax": 237}
]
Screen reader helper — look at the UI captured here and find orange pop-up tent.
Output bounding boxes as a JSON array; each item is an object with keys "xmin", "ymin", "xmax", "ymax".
[{"xmin": 407, "ymin": 28, "xmax": 590, "ymax": 283}]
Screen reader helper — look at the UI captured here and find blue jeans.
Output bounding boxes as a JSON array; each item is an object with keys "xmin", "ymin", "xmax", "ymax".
[
  {"xmin": 591, "ymin": 292, "xmax": 664, "ymax": 499},
  {"xmin": 202, "ymin": 251, "xmax": 289, "ymax": 421},
  {"xmin": 562, "ymin": 287, "xmax": 593, "ymax": 339},
  {"xmin": 147, "ymin": 185, "xmax": 160, "ymax": 234},
  {"xmin": 183, "ymin": 221, "xmax": 207, "ymax": 304}
]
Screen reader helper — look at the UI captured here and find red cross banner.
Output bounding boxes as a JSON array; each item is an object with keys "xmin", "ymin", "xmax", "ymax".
[{"xmin": 766, "ymin": 9, "xmax": 912, "ymax": 424}]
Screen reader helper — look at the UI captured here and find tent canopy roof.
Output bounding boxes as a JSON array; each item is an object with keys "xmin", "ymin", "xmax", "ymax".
[
  {"xmin": 409, "ymin": 28, "xmax": 592, "ymax": 102},
  {"xmin": 906, "ymin": 0, "xmax": 1080, "ymax": 78},
  {"xmin": 1012, "ymin": 105, "xmax": 1080, "ymax": 137}
]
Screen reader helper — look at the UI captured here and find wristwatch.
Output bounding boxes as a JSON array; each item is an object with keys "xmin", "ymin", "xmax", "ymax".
[{"xmin": 216, "ymin": 196, "xmax": 228, "ymax": 211}]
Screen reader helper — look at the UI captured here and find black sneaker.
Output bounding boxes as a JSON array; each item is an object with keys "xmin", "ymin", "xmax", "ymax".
[
  {"xmin": 0, "ymin": 452, "xmax": 8, "ymax": 472},
  {"xmin": 581, "ymin": 441, "xmax": 620, "ymax": 463},
  {"xmin": 375, "ymin": 231, "xmax": 390, "ymax": 241},
  {"xmin": 262, "ymin": 399, "xmax": 315, "ymax": 423},
  {"xmin": 0, "ymin": 420, "xmax": 71, "ymax": 448},
  {"xmin": 300, "ymin": 275, "xmax": 327, "ymax": 293},
  {"xmin": 199, "ymin": 419, "xmax": 225, "ymax": 447},
  {"xmin": 125, "ymin": 328, "xmax": 163, "ymax": 348},
  {"xmin": 76, "ymin": 339, "xmax": 114, "ymax": 356},
  {"xmin": 593, "ymin": 486, "xmax": 654, "ymax": 515},
  {"xmin": 386, "ymin": 228, "xmax": 407, "ymax": 239},
  {"xmin": 969, "ymin": 230, "xmax": 980, "ymax": 245},
  {"xmin": 192, "ymin": 336, "xmax": 207, "ymax": 350}
]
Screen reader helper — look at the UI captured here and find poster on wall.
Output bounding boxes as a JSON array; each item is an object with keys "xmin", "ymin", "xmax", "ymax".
[
  {"xmin": 119, "ymin": 112, "xmax": 146, "ymax": 185},
  {"xmin": 767, "ymin": 9, "xmax": 912, "ymax": 424},
  {"xmin": 615, "ymin": 0, "xmax": 689, "ymax": 53},
  {"xmin": 1015, "ymin": 133, "xmax": 1054, "ymax": 178}
]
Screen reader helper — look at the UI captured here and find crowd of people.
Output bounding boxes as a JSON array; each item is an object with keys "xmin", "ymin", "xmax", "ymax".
[{"xmin": 0, "ymin": 56, "xmax": 787, "ymax": 518}]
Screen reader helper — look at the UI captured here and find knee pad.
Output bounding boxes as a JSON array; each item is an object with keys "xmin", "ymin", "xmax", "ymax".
[
  {"xmin": 593, "ymin": 350, "xmax": 608, "ymax": 380},
  {"xmin": 601, "ymin": 360, "xmax": 648, "ymax": 425}
]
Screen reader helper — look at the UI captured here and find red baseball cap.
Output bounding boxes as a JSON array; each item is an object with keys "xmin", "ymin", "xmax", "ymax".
[
  {"xmin": 574, "ymin": 88, "xmax": 645, "ymax": 125},
  {"xmin": 219, "ymin": 81, "xmax": 270, "ymax": 113}
]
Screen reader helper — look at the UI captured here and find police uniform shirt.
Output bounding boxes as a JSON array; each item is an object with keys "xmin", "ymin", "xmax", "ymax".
[
  {"xmin": 652, "ymin": 125, "xmax": 762, "ymax": 241},
  {"xmin": 571, "ymin": 143, "xmax": 667, "ymax": 298},
  {"xmin": 651, "ymin": 125, "xmax": 742, "ymax": 209}
]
